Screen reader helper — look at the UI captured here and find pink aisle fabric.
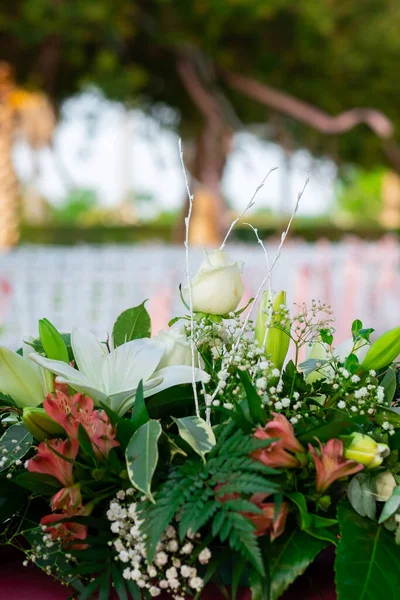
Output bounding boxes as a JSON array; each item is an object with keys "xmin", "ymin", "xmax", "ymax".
[{"xmin": 0, "ymin": 551, "xmax": 336, "ymax": 600}]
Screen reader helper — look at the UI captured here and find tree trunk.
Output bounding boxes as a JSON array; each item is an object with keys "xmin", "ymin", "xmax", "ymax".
[
  {"xmin": 0, "ymin": 100, "xmax": 19, "ymax": 248},
  {"xmin": 175, "ymin": 123, "xmax": 232, "ymax": 246}
]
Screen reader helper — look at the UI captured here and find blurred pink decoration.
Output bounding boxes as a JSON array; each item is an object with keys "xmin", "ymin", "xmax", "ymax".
[
  {"xmin": 0, "ymin": 278, "xmax": 11, "ymax": 324},
  {"xmin": 149, "ymin": 287, "xmax": 173, "ymax": 334}
]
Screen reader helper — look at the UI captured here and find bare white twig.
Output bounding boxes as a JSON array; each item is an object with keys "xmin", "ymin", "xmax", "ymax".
[
  {"xmin": 244, "ymin": 223, "xmax": 273, "ymax": 351},
  {"xmin": 179, "ymin": 138, "xmax": 200, "ymax": 418},
  {"xmin": 208, "ymin": 170, "xmax": 311, "ymax": 403},
  {"xmin": 270, "ymin": 172, "xmax": 310, "ymax": 273},
  {"xmin": 219, "ymin": 167, "xmax": 278, "ymax": 249}
]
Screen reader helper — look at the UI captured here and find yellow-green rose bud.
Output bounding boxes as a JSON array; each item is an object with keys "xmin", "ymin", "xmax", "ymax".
[
  {"xmin": 39, "ymin": 318, "xmax": 69, "ymax": 363},
  {"xmin": 22, "ymin": 407, "xmax": 65, "ymax": 441},
  {"xmin": 361, "ymin": 326, "xmax": 400, "ymax": 372},
  {"xmin": 255, "ymin": 290, "xmax": 290, "ymax": 370},
  {"xmin": 375, "ymin": 470, "xmax": 397, "ymax": 502},
  {"xmin": 343, "ymin": 433, "xmax": 390, "ymax": 469}
]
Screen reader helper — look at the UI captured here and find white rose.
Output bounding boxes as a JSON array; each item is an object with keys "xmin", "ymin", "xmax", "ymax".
[
  {"xmin": 188, "ymin": 249, "xmax": 245, "ymax": 315},
  {"xmin": 156, "ymin": 329, "xmax": 201, "ymax": 369},
  {"xmin": 375, "ymin": 470, "xmax": 397, "ymax": 501}
]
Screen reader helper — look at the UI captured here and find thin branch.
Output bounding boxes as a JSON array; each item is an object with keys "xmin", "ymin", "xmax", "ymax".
[
  {"xmin": 224, "ymin": 70, "xmax": 394, "ymax": 138},
  {"xmin": 220, "ymin": 167, "xmax": 278, "ymax": 249},
  {"xmin": 178, "ymin": 138, "xmax": 200, "ymax": 418}
]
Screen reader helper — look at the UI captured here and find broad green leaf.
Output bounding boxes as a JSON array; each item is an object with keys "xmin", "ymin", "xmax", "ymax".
[
  {"xmin": 344, "ymin": 353, "xmax": 359, "ymax": 374},
  {"xmin": 336, "ymin": 502, "xmax": 400, "ymax": 599},
  {"xmin": 320, "ymin": 328, "xmax": 333, "ymax": 345},
  {"xmin": 112, "ymin": 302, "xmax": 151, "ymax": 347},
  {"xmin": 381, "ymin": 366, "xmax": 397, "ymax": 404},
  {"xmin": 286, "ymin": 491, "xmax": 338, "ymax": 543},
  {"xmin": 348, "ymin": 473, "xmax": 376, "ymax": 520},
  {"xmin": 125, "ymin": 419, "xmax": 162, "ymax": 502},
  {"xmin": 0, "ymin": 422, "xmax": 33, "ymax": 472},
  {"xmin": 238, "ymin": 370, "xmax": 267, "ymax": 425},
  {"xmin": 131, "ymin": 380, "xmax": 149, "ymax": 431},
  {"xmin": 298, "ymin": 411, "xmax": 354, "ymax": 443},
  {"xmin": 78, "ymin": 423, "xmax": 98, "ymax": 463},
  {"xmin": 173, "ymin": 415, "xmax": 216, "ymax": 462},
  {"xmin": 15, "ymin": 471, "xmax": 62, "ymax": 495},
  {"xmin": 362, "ymin": 327, "xmax": 400, "ymax": 372},
  {"xmin": 378, "ymin": 486, "xmax": 400, "ymax": 524},
  {"xmin": 39, "ymin": 318, "xmax": 69, "ymax": 363},
  {"xmin": 267, "ymin": 528, "xmax": 328, "ymax": 600},
  {"xmin": 299, "ymin": 358, "xmax": 328, "ymax": 376},
  {"xmin": 0, "ymin": 476, "xmax": 27, "ymax": 522},
  {"xmin": 352, "ymin": 319, "xmax": 363, "ymax": 341}
]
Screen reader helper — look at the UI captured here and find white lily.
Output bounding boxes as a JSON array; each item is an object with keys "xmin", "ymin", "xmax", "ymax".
[
  {"xmin": 29, "ymin": 329, "xmax": 210, "ymax": 416},
  {"xmin": 0, "ymin": 344, "xmax": 53, "ymax": 408}
]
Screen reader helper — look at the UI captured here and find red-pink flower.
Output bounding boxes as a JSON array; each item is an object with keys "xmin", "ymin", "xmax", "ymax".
[
  {"xmin": 309, "ymin": 438, "xmax": 364, "ymax": 493},
  {"xmin": 51, "ymin": 483, "xmax": 82, "ymax": 512},
  {"xmin": 40, "ymin": 503, "xmax": 92, "ymax": 550},
  {"xmin": 245, "ymin": 493, "xmax": 289, "ymax": 540},
  {"xmin": 27, "ymin": 438, "xmax": 78, "ymax": 487},
  {"xmin": 44, "ymin": 390, "xmax": 119, "ymax": 458},
  {"xmin": 253, "ymin": 413, "xmax": 306, "ymax": 469}
]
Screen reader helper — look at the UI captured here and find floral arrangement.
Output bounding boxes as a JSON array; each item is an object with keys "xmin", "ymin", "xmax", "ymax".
[{"xmin": 1, "ymin": 174, "xmax": 400, "ymax": 599}]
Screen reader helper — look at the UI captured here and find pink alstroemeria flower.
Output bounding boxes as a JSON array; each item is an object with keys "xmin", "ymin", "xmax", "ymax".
[
  {"xmin": 44, "ymin": 390, "xmax": 119, "ymax": 459},
  {"xmin": 27, "ymin": 438, "xmax": 78, "ymax": 488},
  {"xmin": 309, "ymin": 438, "xmax": 364, "ymax": 493},
  {"xmin": 41, "ymin": 503, "xmax": 92, "ymax": 550},
  {"xmin": 244, "ymin": 493, "xmax": 289, "ymax": 540},
  {"xmin": 253, "ymin": 413, "xmax": 306, "ymax": 469},
  {"xmin": 51, "ymin": 483, "xmax": 83, "ymax": 512}
]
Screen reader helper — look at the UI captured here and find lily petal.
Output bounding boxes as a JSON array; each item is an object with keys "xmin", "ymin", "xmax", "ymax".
[
  {"xmin": 103, "ymin": 338, "xmax": 165, "ymax": 395},
  {"xmin": 54, "ymin": 376, "xmax": 109, "ymax": 405},
  {"xmin": 71, "ymin": 329, "xmax": 108, "ymax": 384},
  {"xmin": 144, "ymin": 365, "xmax": 210, "ymax": 397},
  {"xmin": 108, "ymin": 377, "xmax": 164, "ymax": 416},
  {"xmin": 0, "ymin": 346, "xmax": 45, "ymax": 407},
  {"xmin": 30, "ymin": 353, "xmax": 90, "ymax": 387}
]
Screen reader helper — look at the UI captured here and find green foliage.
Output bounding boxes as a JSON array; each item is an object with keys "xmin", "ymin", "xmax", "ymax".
[
  {"xmin": 362, "ymin": 327, "xmax": 400, "ymax": 372},
  {"xmin": 347, "ymin": 473, "xmax": 377, "ymax": 520},
  {"xmin": 50, "ymin": 189, "xmax": 98, "ymax": 225},
  {"xmin": 336, "ymin": 502, "xmax": 400, "ymax": 599},
  {"xmin": 0, "ymin": 423, "xmax": 33, "ymax": 472},
  {"xmin": 3, "ymin": 2, "xmax": 400, "ymax": 166},
  {"xmin": 265, "ymin": 527, "xmax": 329, "ymax": 600},
  {"xmin": 130, "ymin": 380, "xmax": 149, "ymax": 431},
  {"xmin": 238, "ymin": 370, "xmax": 267, "ymax": 425},
  {"xmin": 38, "ymin": 318, "xmax": 69, "ymax": 363},
  {"xmin": 173, "ymin": 415, "xmax": 216, "ymax": 461},
  {"xmin": 285, "ymin": 491, "xmax": 338, "ymax": 544},
  {"xmin": 336, "ymin": 168, "xmax": 385, "ymax": 223},
  {"xmin": 141, "ymin": 427, "xmax": 281, "ymax": 574},
  {"xmin": 112, "ymin": 302, "xmax": 151, "ymax": 347},
  {"xmin": 125, "ymin": 419, "xmax": 162, "ymax": 502},
  {"xmin": 25, "ymin": 333, "xmax": 74, "ymax": 363},
  {"xmin": 378, "ymin": 486, "xmax": 400, "ymax": 524}
]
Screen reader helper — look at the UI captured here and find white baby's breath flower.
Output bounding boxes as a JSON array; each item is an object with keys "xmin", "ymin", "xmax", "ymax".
[{"xmin": 198, "ymin": 548, "xmax": 212, "ymax": 564}]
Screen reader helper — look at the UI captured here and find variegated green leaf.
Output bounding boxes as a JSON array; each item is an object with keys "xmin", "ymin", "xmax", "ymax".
[
  {"xmin": 173, "ymin": 416, "xmax": 215, "ymax": 462},
  {"xmin": 125, "ymin": 419, "xmax": 162, "ymax": 503}
]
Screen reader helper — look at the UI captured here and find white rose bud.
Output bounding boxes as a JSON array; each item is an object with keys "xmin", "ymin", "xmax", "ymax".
[
  {"xmin": 187, "ymin": 249, "xmax": 245, "ymax": 316},
  {"xmin": 375, "ymin": 470, "xmax": 397, "ymax": 501},
  {"xmin": 156, "ymin": 329, "xmax": 201, "ymax": 369}
]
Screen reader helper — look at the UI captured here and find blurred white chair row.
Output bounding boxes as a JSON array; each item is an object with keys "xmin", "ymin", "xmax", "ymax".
[{"xmin": 0, "ymin": 238, "xmax": 399, "ymax": 349}]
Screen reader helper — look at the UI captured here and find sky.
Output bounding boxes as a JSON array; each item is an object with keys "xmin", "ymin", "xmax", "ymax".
[{"xmin": 13, "ymin": 91, "xmax": 337, "ymax": 219}]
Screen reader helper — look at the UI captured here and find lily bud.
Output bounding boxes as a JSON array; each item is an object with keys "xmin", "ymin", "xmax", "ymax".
[
  {"xmin": 22, "ymin": 407, "xmax": 65, "ymax": 441},
  {"xmin": 255, "ymin": 290, "xmax": 290, "ymax": 370},
  {"xmin": 343, "ymin": 433, "xmax": 390, "ymax": 469},
  {"xmin": 361, "ymin": 326, "xmax": 400, "ymax": 372},
  {"xmin": 39, "ymin": 318, "xmax": 69, "ymax": 363},
  {"xmin": 375, "ymin": 471, "xmax": 397, "ymax": 502},
  {"xmin": 0, "ymin": 346, "xmax": 45, "ymax": 407}
]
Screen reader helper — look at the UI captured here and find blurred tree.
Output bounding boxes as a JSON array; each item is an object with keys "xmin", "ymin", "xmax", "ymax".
[{"xmin": 2, "ymin": 0, "xmax": 400, "ymax": 237}]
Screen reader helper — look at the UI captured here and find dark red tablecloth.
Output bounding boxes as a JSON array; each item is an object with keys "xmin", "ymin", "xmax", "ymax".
[{"xmin": 0, "ymin": 546, "xmax": 336, "ymax": 599}]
